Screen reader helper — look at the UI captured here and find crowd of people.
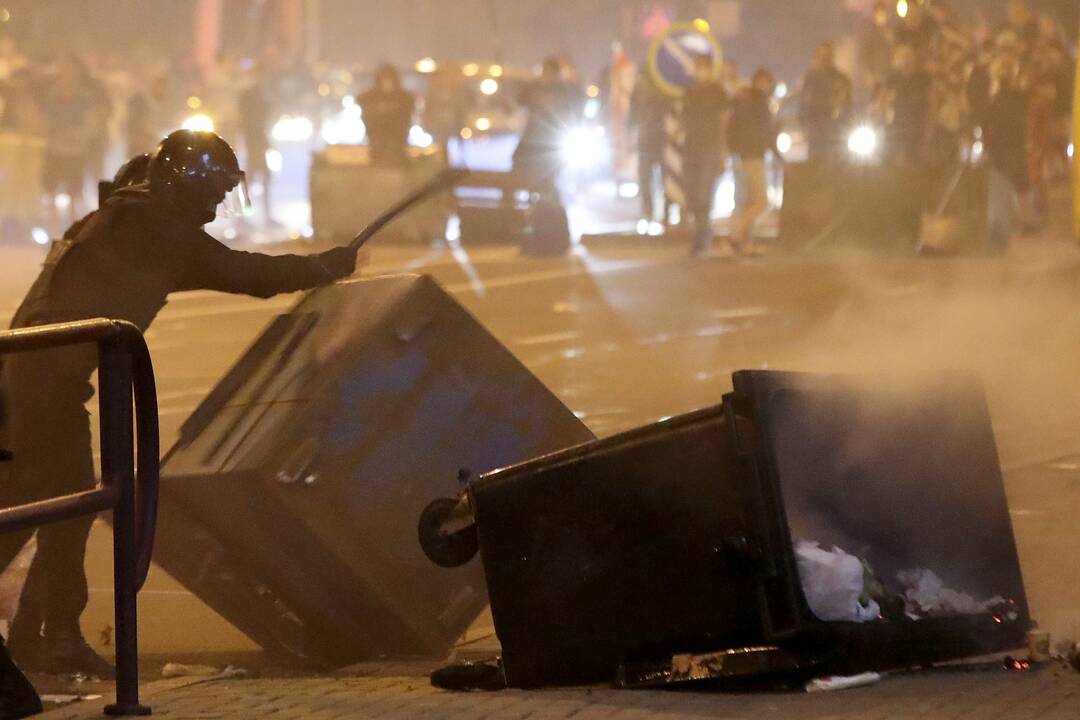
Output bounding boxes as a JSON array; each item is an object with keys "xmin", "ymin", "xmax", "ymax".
[
  {"xmin": 0, "ymin": 0, "xmax": 1074, "ymax": 251},
  {"xmin": 848, "ymin": 0, "xmax": 1074, "ymax": 237},
  {"xmin": 629, "ymin": 0, "xmax": 1075, "ymax": 256},
  {"xmin": 0, "ymin": 37, "xmax": 309, "ymax": 232}
]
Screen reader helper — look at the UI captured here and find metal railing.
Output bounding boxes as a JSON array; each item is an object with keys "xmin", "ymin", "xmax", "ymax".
[{"xmin": 0, "ymin": 319, "xmax": 159, "ymax": 717}]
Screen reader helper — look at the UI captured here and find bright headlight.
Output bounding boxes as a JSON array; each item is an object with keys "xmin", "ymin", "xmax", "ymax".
[
  {"xmin": 777, "ymin": 132, "xmax": 793, "ymax": 155},
  {"xmin": 408, "ymin": 124, "xmax": 434, "ymax": 147},
  {"xmin": 272, "ymin": 116, "xmax": 314, "ymax": 143},
  {"xmin": 562, "ymin": 126, "xmax": 608, "ymax": 169},
  {"xmin": 847, "ymin": 125, "xmax": 879, "ymax": 158}
]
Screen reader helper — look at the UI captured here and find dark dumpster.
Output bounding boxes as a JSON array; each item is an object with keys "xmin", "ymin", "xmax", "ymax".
[
  {"xmin": 423, "ymin": 370, "xmax": 1030, "ymax": 687},
  {"xmin": 154, "ymin": 275, "xmax": 595, "ymax": 668}
]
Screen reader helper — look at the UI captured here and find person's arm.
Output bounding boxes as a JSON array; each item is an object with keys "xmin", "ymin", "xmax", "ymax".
[{"xmin": 170, "ymin": 230, "xmax": 356, "ymax": 298}]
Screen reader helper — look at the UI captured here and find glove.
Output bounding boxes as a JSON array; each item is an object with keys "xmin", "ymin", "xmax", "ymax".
[{"xmin": 316, "ymin": 245, "xmax": 358, "ymax": 281}]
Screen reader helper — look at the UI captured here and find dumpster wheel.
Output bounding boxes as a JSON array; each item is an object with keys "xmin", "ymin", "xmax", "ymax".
[{"xmin": 419, "ymin": 498, "xmax": 479, "ymax": 568}]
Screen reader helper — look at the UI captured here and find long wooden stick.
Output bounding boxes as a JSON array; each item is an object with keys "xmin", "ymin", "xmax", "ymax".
[{"xmin": 349, "ymin": 168, "xmax": 469, "ymax": 252}]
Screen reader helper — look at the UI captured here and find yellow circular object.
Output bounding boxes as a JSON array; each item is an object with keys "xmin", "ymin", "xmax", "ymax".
[{"xmin": 647, "ymin": 22, "xmax": 722, "ymax": 98}]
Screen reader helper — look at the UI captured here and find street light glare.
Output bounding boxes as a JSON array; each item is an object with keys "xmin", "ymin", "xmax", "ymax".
[
  {"xmin": 181, "ymin": 113, "xmax": 215, "ymax": 132},
  {"xmin": 896, "ymin": 0, "xmax": 909, "ymax": 18},
  {"xmin": 479, "ymin": 78, "xmax": 499, "ymax": 95}
]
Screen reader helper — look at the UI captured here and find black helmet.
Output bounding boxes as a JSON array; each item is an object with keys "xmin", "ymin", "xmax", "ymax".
[{"xmin": 148, "ymin": 130, "xmax": 249, "ymax": 225}]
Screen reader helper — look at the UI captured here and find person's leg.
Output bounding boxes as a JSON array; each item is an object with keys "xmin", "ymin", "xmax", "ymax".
[
  {"xmin": 639, "ymin": 144, "xmax": 659, "ymax": 221},
  {"xmin": 690, "ymin": 153, "xmax": 721, "ymax": 256},
  {"xmin": 733, "ymin": 157, "xmax": 768, "ymax": 250},
  {"xmin": 4, "ymin": 378, "xmax": 107, "ymax": 674},
  {"xmin": 0, "ymin": 415, "xmax": 36, "ymax": 580}
]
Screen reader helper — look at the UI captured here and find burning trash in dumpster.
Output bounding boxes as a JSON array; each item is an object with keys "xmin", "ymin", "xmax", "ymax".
[
  {"xmin": 422, "ymin": 370, "xmax": 1032, "ymax": 689},
  {"xmin": 795, "ymin": 541, "xmax": 1016, "ymax": 624}
]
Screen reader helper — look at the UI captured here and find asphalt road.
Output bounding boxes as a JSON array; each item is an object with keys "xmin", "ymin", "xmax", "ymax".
[{"xmin": 2, "ymin": 234, "xmax": 1080, "ymax": 664}]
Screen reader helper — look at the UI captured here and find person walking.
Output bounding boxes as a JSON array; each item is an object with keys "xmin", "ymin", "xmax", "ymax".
[
  {"xmin": 683, "ymin": 54, "xmax": 730, "ymax": 257},
  {"xmin": 728, "ymin": 68, "xmax": 778, "ymax": 255}
]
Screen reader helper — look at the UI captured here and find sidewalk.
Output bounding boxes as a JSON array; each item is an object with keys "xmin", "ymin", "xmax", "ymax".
[{"xmin": 37, "ymin": 660, "xmax": 1080, "ymax": 720}]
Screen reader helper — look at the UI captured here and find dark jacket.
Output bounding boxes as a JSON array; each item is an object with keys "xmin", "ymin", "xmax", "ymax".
[
  {"xmin": 630, "ymin": 78, "xmax": 671, "ymax": 151},
  {"xmin": 682, "ymin": 80, "xmax": 729, "ymax": 151},
  {"xmin": 727, "ymin": 86, "xmax": 775, "ymax": 159},
  {"xmin": 357, "ymin": 87, "xmax": 415, "ymax": 155},
  {"xmin": 7, "ymin": 186, "xmax": 353, "ymax": 400}
]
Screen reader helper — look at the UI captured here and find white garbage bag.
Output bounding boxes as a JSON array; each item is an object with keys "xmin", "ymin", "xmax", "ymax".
[
  {"xmin": 896, "ymin": 568, "xmax": 1004, "ymax": 616},
  {"xmin": 795, "ymin": 540, "xmax": 881, "ymax": 623}
]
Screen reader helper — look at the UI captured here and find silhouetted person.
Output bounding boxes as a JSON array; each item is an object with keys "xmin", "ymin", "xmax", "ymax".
[
  {"xmin": 684, "ymin": 54, "xmax": 730, "ymax": 256},
  {"xmin": 799, "ymin": 42, "xmax": 852, "ymax": 163},
  {"xmin": 884, "ymin": 44, "xmax": 933, "ymax": 165},
  {"xmin": 514, "ymin": 57, "xmax": 581, "ymax": 189},
  {"xmin": 629, "ymin": 72, "xmax": 671, "ymax": 224},
  {"xmin": 358, "ymin": 64, "xmax": 415, "ymax": 166},
  {"xmin": 728, "ymin": 68, "xmax": 777, "ymax": 254},
  {"xmin": 0, "ymin": 130, "xmax": 357, "ymax": 676}
]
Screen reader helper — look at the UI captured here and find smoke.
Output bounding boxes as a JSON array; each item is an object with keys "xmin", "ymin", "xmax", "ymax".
[{"xmin": 760, "ymin": 246, "xmax": 1080, "ymax": 645}]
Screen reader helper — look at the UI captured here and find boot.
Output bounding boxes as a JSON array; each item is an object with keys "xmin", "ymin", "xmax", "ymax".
[{"xmin": 8, "ymin": 628, "xmax": 114, "ymax": 680}]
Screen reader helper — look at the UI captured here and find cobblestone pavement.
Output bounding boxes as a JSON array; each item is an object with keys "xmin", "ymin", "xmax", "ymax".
[{"xmin": 37, "ymin": 661, "xmax": 1080, "ymax": 720}]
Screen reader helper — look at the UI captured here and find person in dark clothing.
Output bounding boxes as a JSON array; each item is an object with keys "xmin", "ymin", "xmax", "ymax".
[
  {"xmin": 513, "ymin": 57, "xmax": 582, "ymax": 189},
  {"xmin": 884, "ymin": 44, "xmax": 934, "ymax": 165},
  {"xmin": 513, "ymin": 57, "xmax": 581, "ymax": 255},
  {"xmin": 799, "ymin": 42, "xmax": 852, "ymax": 163},
  {"xmin": 982, "ymin": 53, "xmax": 1028, "ymax": 251},
  {"xmin": 629, "ymin": 72, "xmax": 671, "ymax": 224},
  {"xmin": 683, "ymin": 54, "xmax": 730, "ymax": 257},
  {"xmin": 358, "ymin": 64, "xmax": 415, "ymax": 166},
  {"xmin": 0, "ymin": 130, "xmax": 357, "ymax": 676},
  {"xmin": 728, "ymin": 68, "xmax": 778, "ymax": 254}
]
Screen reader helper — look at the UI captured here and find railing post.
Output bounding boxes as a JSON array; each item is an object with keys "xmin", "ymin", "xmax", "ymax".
[{"xmin": 99, "ymin": 339, "xmax": 150, "ymax": 717}]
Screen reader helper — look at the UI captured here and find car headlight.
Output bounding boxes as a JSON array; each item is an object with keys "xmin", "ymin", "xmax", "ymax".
[
  {"xmin": 847, "ymin": 125, "xmax": 879, "ymax": 159},
  {"xmin": 182, "ymin": 113, "xmax": 215, "ymax": 133},
  {"xmin": 408, "ymin": 124, "xmax": 434, "ymax": 148},
  {"xmin": 562, "ymin": 126, "xmax": 608, "ymax": 169},
  {"xmin": 272, "ymin": 116, "xmax": 314, "ymax": 143},
  {"xmin": 777, "ymin": 132, "xmax": 793, "ymax": 155}
]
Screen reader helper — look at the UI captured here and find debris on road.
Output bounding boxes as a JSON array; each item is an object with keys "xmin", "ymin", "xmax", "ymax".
[
  {"xmin": 161, "ymin": 663, "xmax": 247, "ymax": 679},
  {"xmin": 161, "ymin": 663, "xmax": 219, "ymax": 678},
  {"xmin": 1027, "ymin": 630, "xmax": 1051, "ymax": 662},
  {"xmin": 805, "ymin": 672, "xmax": 883, "ymax": 692},
  {"xmin": 40, "ymin": 694, "xmax": 101, "ymax": 704}
]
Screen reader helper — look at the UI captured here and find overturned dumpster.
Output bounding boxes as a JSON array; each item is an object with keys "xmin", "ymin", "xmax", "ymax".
[
  {"xmin": 153, "ymin": 275, "xmax": 595, "ymax": 668},
  {"xmin": 422, "ymin": 370, "xmax": 1030, "ymax": 687}
]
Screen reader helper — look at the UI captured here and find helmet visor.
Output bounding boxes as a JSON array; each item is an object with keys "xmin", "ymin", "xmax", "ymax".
[{"xmin": 220, "ymin": 172, "xmax": 253, "ymax": 217}]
